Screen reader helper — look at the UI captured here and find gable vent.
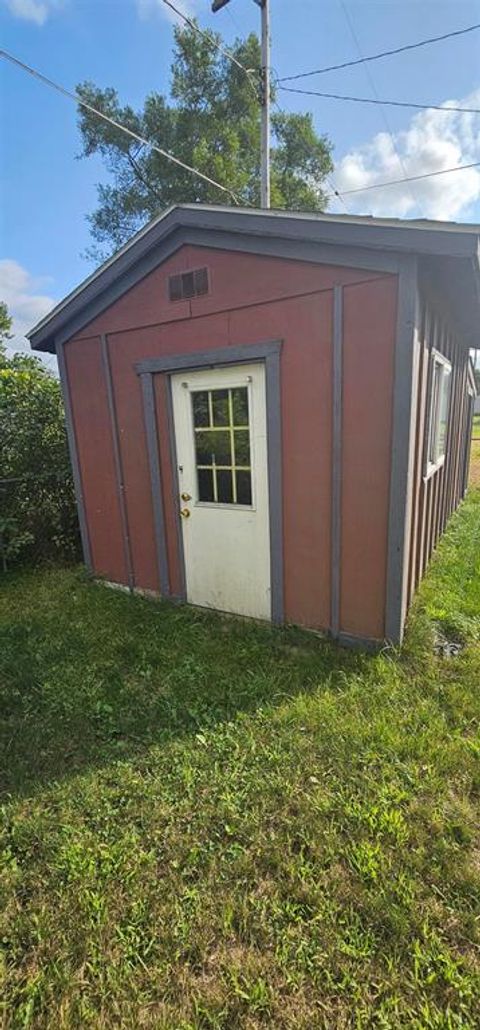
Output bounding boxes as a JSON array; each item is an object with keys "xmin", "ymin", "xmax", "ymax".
[{"xmin": 169, "ymin": 267, "xmax": 209, "ymax": 302}]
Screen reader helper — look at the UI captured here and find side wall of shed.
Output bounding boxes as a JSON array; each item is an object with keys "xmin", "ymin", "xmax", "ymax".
[
  {"xmin": 60, "ymin": 245, "xmax": 398, "ymax": 642},
  {"xmin": 407, "ymin": 274, "xmax": 473, "ymax": 605}
]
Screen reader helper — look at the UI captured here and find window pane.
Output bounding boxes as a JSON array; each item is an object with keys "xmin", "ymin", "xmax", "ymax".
[
  {"xmin": 212, "ymin": 389, "xmax": 229, "ymax": 426},
  {"xmin": 236, "ymin": 470, "xmax": 252, "ymax": 505},
  {"xmin": 234, "ymin": 429, "xmax": 250, "ymax": 466},
  {"xmin": 428, "ymin": 365, "xmax": 441, "ymax": 465},
  {"xmin": 217, "ymin": 470, "xmax": 233, "ymax": 504},
  {"xmin": 192, "ymin": 392, "xmax": 210, "ymax": 428},
  {"xmin": 197, "ymin": 468, "xmax": 214, "ymax": 502},
  {"xmin": 437, "ymin": 368, "xmax": 451, "ymax": 460},
  {"xmin": 232, "ymin": 387, "xmax": 249, "ymax": 426},
  {"xmin": 195, "ymin": 430, "xmax": 231, "ymax": 466}
]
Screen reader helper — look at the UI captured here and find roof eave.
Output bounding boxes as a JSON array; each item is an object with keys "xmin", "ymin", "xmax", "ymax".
[{"xmin": 28, "ymin": 205, "xmax": 480, "ymax": 354}]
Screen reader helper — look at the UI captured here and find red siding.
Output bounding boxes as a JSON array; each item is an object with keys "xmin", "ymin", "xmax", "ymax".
[
  {"xmin": 66, "ymin": 245, "xmax": 397, "ymax": 638},
  {"xmin": 65, "ymin": 336, "xmax": 126, "ymax": 583},
  {"xmin": 340, "ymin": 277, "xmax": 397, "ymax": 639}
]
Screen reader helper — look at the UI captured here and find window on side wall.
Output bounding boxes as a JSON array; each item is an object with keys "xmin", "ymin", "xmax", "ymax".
[{"xmin": 426, "ymin": 351, "xmax": 452, "ymax": 475}]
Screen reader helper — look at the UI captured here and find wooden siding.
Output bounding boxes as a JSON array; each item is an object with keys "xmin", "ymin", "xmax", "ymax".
[
  {"xmin": 407, "ymin": 278, "xmax": 472, "ymax": 606},
  {"xmin": 65, "ymin": 244, "xmax": 397, "ymax": 640}
]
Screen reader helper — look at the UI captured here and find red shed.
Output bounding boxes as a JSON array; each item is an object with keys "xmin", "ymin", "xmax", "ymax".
[{"xmin": 29, "ymin": 206, "xmax": 479, "ymax": 648}]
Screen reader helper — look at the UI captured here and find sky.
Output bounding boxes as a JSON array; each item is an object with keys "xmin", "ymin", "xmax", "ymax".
[{"xmin": 1, "ymin": 0, "xmax": 480, "ymax": 364}]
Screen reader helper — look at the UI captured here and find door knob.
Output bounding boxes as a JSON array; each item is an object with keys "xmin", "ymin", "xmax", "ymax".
[
  {"xmin": 180, "ymin": 508, "xmax": 191, "ymax": 519},
  {"xmin": 181, "ymin": 492, "xmax": 192, "ymax": 502}
]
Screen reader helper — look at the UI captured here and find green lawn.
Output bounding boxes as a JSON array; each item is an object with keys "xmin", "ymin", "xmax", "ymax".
[{"xmin": 1, "ymin": 492, "xmax": 480, "ymax": 1028}]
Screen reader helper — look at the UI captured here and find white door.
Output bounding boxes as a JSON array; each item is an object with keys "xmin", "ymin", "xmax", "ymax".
[{"xmin": 171, "ymin": 362, "xmax": 271, "ymax": 620}]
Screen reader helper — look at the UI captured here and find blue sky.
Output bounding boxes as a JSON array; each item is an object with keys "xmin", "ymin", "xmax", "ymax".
[{"xmin": 1, "ymin": 0, "xmax": 479, "ymax": 359}]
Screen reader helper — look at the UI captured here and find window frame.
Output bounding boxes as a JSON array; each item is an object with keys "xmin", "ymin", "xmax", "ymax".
[
  {"xmin": 190, "ymin": 381, "xmax": 255, "ymax": 511},
  {"xmin": 424, "ymin": 349, "xmax": 452, "ymax": 479}
]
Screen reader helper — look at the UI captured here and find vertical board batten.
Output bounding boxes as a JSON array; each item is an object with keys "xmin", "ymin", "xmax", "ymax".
[
  {"xmin": 265, "ymin": 349, "xmax": 284, "ymax": 625},
  {"xmin": 140, "ymin": 373, "xmax": 171, "ymax": 597},
  {"xmin": 385, "ymin": 256, "xmax": 419, "ymax": 644},
  {"xmin": 330, "ymin": 285, "xmax": 343, "ymax": 637},
  {"xmin": 100, "ymin": 334, "xmax": 135, "ymax": 590},
  {"xmin": 56, "ymin": 341, "xmax": 92, "ymax": 572},
  {"xmin": 166, "ymin": 376, "xmax": 187, "ymax": 602}
]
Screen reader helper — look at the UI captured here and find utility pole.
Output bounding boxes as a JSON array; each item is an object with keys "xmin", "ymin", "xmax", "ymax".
[{"xmin": 211, "ymin": 0, "xmax": 270, "ymax": 209}]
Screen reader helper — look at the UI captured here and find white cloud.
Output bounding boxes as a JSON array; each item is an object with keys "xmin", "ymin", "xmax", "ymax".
[
  {"xmin": 332, "ymin": 89, "xmax": 480, "ymax": 221},
  {"xmin": 136, "ymin": 0, "xmax": 198, "ymax": 26},
  {"xmin": 0, "ymin": 259, "xmax": 56, "ymax": 363},
  {"xmin": 2, "ymin": 0, "xmax": 62, "ymax": 25}
]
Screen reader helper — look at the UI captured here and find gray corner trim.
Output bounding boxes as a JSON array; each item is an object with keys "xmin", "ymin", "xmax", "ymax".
[
  {"xmin": 139, "ymin": 340, "xmax": 284, "ymax": 624},
  {"xmin": 331, "ymin": 285, "xmax": 343, "ymax": 638},
  {"xmin": 385, "ymin": 255, "xmax": 419, "ymax": 644},
  {"xmin": 165, "ymin": 377, "xmax": 187, "ymax": 602},
  {"xmin": 140, "ymin": 373, "xmax": 170, "ymax": 597},
  {"xmin": 100, "ymin": 334, "xmax": 135, "ymax": 591},
  {"xmin": 265, "ymin": 349, "xmax": 284, "ymax": 625},
  {"xmin": 135, "ymin": 340, "xmax": 282, "ymax": 376},
  {"xmin": 56, "ymin": 340, "xmax": 92, "ymax": 572}
]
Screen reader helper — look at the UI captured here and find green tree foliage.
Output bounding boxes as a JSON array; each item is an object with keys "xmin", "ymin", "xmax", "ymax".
[
  {"xmin": 0, "ymin": 345, "xmax": 80, "ymax": 570},
  {"xmin": 0, "ymin": 301, "xmax": 13, "ymax": 345},
  {"xmin": 77, "ymin": 24, "xmax": 334, "ymax": 260}
]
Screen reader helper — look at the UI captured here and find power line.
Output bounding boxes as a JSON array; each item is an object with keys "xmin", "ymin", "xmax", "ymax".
[
  {"xmin": 0, "ymin": 48, "xmax": 240, "ymax": 204},
  {"xmin": 280, "ymin": 85, "xmax": 480, "ymax": 116},
  {"xmin": 159, "ymin": 0, "xmax": 258, "ymax": 97},
  {"xmin": 324, "ymin": 160, "xmax": 480, "ymax": 199},
  {"xmin": 338, "ymin": 0, "xmax": 424, "ymax": 218},
  {"xmin": 279, "ymin": 22, "xmax": 480, "ymax": 83}
]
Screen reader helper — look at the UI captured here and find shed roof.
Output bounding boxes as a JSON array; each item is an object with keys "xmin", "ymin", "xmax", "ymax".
[{"xmin": 29, "ymin": 204, "xmax": 480, "ymax": 353}]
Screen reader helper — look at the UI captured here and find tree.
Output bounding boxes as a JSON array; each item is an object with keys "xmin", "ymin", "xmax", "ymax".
[
  {"xmin": 77, "ymin": 23, "xmax": 334, "ymax": 260},
  {"xmin": 0, "ymin": 301, "xmax": 12, "ymax": 347},
  {"xmin": 0, "ymin": 344, "xmax": 80, "ymax": 570}
]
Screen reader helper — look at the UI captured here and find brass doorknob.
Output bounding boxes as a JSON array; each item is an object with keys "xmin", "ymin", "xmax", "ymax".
[
  {"xmin": 181, "ymin": 492, "xmax": 192, "ymax": 502},
  {"xmin": 180, "ymin": 508, "xmax": 191, "ymax": 519}
]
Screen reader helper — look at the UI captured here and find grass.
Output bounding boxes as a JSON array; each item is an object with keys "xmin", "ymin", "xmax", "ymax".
[{"xmin": 1, "ymin": 492, "xmax": 480, "ymax": 1028}]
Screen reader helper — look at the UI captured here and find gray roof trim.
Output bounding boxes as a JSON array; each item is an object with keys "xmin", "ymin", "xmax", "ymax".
[{"xmin": 29, "ymin": 204, "xmax": 480, "ymax": 354}]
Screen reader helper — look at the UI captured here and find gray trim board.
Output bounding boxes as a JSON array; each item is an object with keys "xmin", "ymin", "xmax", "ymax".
[
  {"xmin": 166, "ymin": 376, "xmax": 187, "ymax": 602},
  {"xmin": 331, "ymin": 285, "xmax": 343, "ymax": 638},
  {"xmin": 140, "ymin": 373, "xmax": 170, "ymax": 597},
  {"xmin": 44, "ymin": 232, "xmax": 401, "ymax": 352},
  {"xmin": 136, "ymin": 340, "xmax": 282, "ymax": 376},
  {"xmin": 56, "ymin": 340, "xmax": 92, "ymax": 572},
  {"xmin": 29, "ymin": 204, "xmax": 480, "ymax": 355},
  {"xmin": 264, "ymin": 348, "xmax": 284, "ymax": 624},
  {"xmin": 101, "ymin": 334, "xmax": 135, "ymax": 591},
  {"xmin": 138, "ymin": 340, "xmax": 284, "ymax": 624},
  {"xmin": 385, "ymin": 255, "xmax": 419, "ymax": 644}
]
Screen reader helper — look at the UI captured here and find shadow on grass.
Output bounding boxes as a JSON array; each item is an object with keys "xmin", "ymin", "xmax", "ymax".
[{"xmin": 0, "ymin": 566, "xmax": 368, "ymax": 799}]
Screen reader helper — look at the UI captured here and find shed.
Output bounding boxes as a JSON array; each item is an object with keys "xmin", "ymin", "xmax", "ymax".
[{"xmin": 29, "ymin": 205, "xmax": 479, "ymax": 648}]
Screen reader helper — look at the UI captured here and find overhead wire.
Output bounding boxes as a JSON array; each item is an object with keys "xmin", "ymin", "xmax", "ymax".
[
  {"xmin": 338, "ymin": 0, "xmax": 424, "ymax": 215},
  {"xmin": 159, "ymin": 0, "xmax": 259, "ymax": 98},
  {"xmin": 279, "ymin": 86, "xmax": 480, "ymax": 117},
  {"xmin": 323, "ymin": 159, "xmax": 480, "ymax": 199},
  {"xmin": 279, "ymin": 22, "xmax": 480, "ymax": 83},
  {"xmin": 0, "ymin": 48, "xmax": 241, "ymax": 204}
]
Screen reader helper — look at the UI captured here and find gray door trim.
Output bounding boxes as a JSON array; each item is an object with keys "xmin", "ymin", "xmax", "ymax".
[
  {"xmin": 56, "ymin": 339, "xmax": 92, "ymax": 572},
  {"xmin": 101, "ymin": 334, "xmax": 135, "ymax": 591},
  {"xmin": 137, "ymin": 340, "xmax": 284, "ymax": 623},
  {"xmin": 140, "ymin": 373, "xmax": 171, "ymax": 597},
  {"xmin": 331, "ymin": 285, "xmax": 344, "ymax": 637},
  {"xmin": 385, "ymin": 255, "xmax": 419, "ymax": 644}
]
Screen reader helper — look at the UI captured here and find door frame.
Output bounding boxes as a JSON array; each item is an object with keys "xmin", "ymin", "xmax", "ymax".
[{"xmin": 136, "ymin": 340, "xmax": 284, "ymax": 623}]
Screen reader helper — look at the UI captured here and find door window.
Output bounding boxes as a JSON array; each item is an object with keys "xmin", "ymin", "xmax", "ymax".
[{"xmin": 192, "ymin": 386, "xmax": 252, "ymax": 505}]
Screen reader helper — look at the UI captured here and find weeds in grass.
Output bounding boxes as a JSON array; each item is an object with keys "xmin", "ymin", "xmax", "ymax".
[{"xmin": 1, "ymin": 492, "xmax": 479, "ymax": 1027}]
